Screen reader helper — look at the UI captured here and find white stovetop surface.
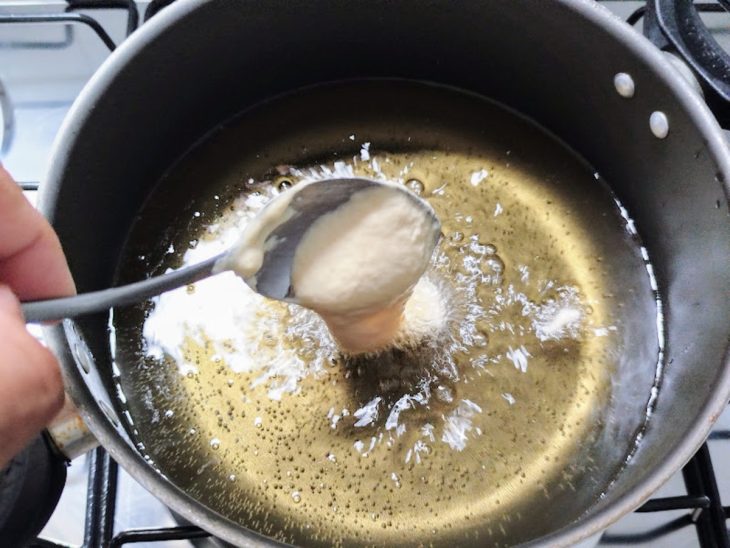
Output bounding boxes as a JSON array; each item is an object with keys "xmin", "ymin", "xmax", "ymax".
[{"xmin": 2, "ymin": 2, "xmax": 729, "ymax": 547}]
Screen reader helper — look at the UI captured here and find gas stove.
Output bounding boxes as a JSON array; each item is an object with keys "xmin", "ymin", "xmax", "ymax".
[{"xmin": 1, "ymin": 2, "xmax": 728, "ymax": 547}]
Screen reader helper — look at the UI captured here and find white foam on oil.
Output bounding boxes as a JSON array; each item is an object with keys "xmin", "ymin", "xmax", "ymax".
[
  {"xmin": 530, "ymin": 287, "xmax": 585, "ymax": 342},
  {"xmin": 144, "ymin": 272, "xmax": 264, "ymax": 371},
  {"xmin": 142, "ymin": 188, "xmax": 334, "ymax": 401},
  {"xmin": 353, "ymin": 397, "xmax": 382, "ymax": 428},
  {"xmin": 505, "ymin": 345, "xmax": 531, "ymax": 373},
  {"xmin": 469, "ymin": 169, "xmax": 489, "ymax": 186},
  {"xmin": 441, "ymin": 399, "xmax": 483, "ymax": 451}
]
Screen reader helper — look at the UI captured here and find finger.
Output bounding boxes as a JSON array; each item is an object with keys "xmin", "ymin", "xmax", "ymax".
[
  {"xmin": 0, "ymin": 283, "xmax": 22, "ymax": 319},
  {"xmin": 0, "ymin": 166, "xmax": 75, "ymax": 300},
  {"xmin": 0, "ymin": 287, "xmax": 64, "ymax": 467}
]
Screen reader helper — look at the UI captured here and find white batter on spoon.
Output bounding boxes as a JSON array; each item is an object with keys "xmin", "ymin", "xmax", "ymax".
[{"xmin": 224, "ymin": 181, "xmax": 441, "ymax": 353}]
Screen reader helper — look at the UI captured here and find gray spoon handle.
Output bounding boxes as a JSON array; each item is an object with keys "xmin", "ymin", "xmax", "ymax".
[{"xmin": 21, "ymin": 254, "xmax": 225, "ymax": 323}]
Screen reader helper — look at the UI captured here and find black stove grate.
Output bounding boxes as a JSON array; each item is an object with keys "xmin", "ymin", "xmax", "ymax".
[
  {"xmin": 1, "ymin": 1, "xmax": 728, "ymax": 546},
  {"xmin": 0, "ymin": 0, "xmax": 137, "ymax": 51},
  {"xmin": 601, "ymin": 443, "xmax": 730, "ymax": 547}
]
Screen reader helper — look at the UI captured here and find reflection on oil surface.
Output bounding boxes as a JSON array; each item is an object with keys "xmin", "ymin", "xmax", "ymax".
[{"xmin": 111, "ymin": 81, "xmax": 660, "ymax": 547}]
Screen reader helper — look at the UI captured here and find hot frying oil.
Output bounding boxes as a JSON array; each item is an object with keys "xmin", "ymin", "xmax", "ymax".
[{"xmin": 111, "ymin": 81, "xmax": 659, "ymax": 547}]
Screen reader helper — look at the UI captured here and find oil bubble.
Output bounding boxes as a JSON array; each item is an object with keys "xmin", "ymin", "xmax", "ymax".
[
  {"xmin": 449, "ymin": 232, "xmax": 465, "ymax": 245},
  {"xmin": 483, "ymin": 255, "xmax": 504, "ymax": 273},
  {"xmin": 434, "ymin": 385, "xmax": 454, "ymax": 403},
  {"xmin": 472, "ymin": 333, "xmax": 488, "ymax": 348},
  {"xmin": 482, "ymin": 256, "xmax": 505, "ymax": 288},
  {"xmin": 406, "ymin": 178, "xmax": 424, "ymax": 195}
]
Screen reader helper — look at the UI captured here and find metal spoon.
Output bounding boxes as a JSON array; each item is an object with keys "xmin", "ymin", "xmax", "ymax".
[{"xmin": 21, "ymin": 178, "xmax": 440, "ymax": 323}]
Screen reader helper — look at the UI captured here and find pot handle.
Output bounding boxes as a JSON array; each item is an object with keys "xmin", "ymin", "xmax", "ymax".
[
  {"xmin": 0, "ymin": 397, "xmax": 98, "ymax": 546},
  {"xmin": 645, "ymin": 0, "xmax": 730, "ymax": 127},
  {"xmin": 0, "ymin": 432, "xmax": 68, "ymax": 547},
  {"xmin": 46, "ymin": 396, "xmax": 99, "ymax": 461}
]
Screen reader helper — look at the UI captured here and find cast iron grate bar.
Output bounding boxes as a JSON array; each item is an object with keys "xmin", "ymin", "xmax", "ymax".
[
  {"xmin": 144, "ymin": 0, "xmax": 177, "ymax": 22},
  {"xmin": 627, "ymin": 6, "xmax": 647, "ymax": 25},
  {"xmin": 110, "ymin": 526, "xmax": 210, "ymax": 546},
  {"xmin": 66, "ymin": 0, "xmax": 138, "ymax": 37},
  {"xmin": 682, "ymin": 444, "xmax": 730, "ymax": 547},
  {"xmin": 0, "ymin": 1, "xmax": 139, "ymax": 51},
  {"xmin": 601, "ymin": 443, "xmax": 729, "ymax": 545},
  {"xmin": 600, "ymin": 514, "xmax": 696, "ymax": 544},
  {"xmin": 0, "ymin": 14, "xmax": 116, "ymax": 51},
  {"xmin": 84, "ymin": 448, "xmax": 118, "ymax": 548},
  {"xmin": 637, "ymin": 495, "xmax": 711, "ymax": 512}
]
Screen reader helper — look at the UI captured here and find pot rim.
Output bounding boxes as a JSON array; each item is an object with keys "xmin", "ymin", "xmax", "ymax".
[{"xmin": 41, "ymin": 0, "xmax": 730, "ymax": 546}]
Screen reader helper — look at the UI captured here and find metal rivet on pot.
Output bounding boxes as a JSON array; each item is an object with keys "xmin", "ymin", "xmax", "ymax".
[
  {"xmin": 650, "ymin": 111, "xmax": 669, "ymax": 139},
  {"xmin": 613, "ymin": 73, "xmax": 635, "ymax": 98},
  {"xmin": 74, "ymin": 343, "xmax": 92, "ymax": 374},
  {"xmin": 98, "ymin": 398, "xmax": 120, "ymax": 427}
]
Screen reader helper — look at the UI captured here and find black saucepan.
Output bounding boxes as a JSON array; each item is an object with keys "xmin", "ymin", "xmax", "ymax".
[{"xmin": 3, "ymin": 1, "xmax": 729, "ymax": 546}]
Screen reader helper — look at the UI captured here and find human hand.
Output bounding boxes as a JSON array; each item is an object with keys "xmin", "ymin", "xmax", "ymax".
[{"xmin": 0, "ymin": 165, "xmax": 75, "ymax": 467}]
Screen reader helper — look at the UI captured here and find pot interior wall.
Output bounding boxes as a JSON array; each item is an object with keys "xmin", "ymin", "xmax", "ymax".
[{"xmin": 43, "ymin": 0, "xmax": 730, "ymax": 544}]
